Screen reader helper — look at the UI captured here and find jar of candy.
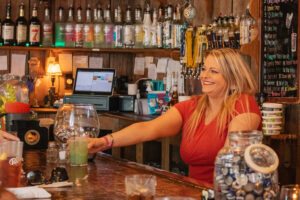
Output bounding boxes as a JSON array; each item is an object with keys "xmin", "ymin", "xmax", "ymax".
[{"xmin": 214, "ymin": 130, "xmax": 279, "ymax": 200}]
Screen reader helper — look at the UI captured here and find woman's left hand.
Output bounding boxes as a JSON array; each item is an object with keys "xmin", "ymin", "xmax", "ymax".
[{"xmin": 0, "ymin": 130, "xmax": 20, "ymax": 142}]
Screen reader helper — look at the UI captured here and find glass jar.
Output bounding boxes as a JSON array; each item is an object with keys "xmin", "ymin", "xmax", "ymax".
[
  {"xmin": 58, "ymin": 143, "xmax": 69, "ymax": 164},
  {"xmin": 46, "ymin": 141, "xmax": 58, "ymax": 163},
  {"xmin": 214, "ymin": 130, "xmax": 279, "ymax": 200}
]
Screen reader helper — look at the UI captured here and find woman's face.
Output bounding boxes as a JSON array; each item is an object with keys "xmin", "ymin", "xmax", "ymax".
[{"xmin": 200, "ymin": 55, "xmax": 227, "ymax": 99}]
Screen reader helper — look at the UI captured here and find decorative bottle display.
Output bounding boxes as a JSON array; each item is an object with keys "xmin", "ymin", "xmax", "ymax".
[
  {"xmin": 83, "ymin": 4, "xmax": 94, "ymax": 48},
  {"xmin": 143, "ymin": 4, "xmax": 152, "ymax": 48},
  {"xmin": 103, "ymin": 5, "xmax": 114, "ymax": 48},
  {"xmin": 113, "ymin": 6, "xmax": 123, "ymax": 48},
  {"xmin": 16, "ymin": 3, "xmax": 27, "ymax": 46},
  {"xmin": 163, "ymin": 4, "xmax": 173, "ymax": 49},
  {"xmin": 55, "ymin": 7, "xmax": 65, "ymax": 47},
  {"xmin": 29, "ymin": 4, "xmax": 41, "ymax": 46},
  {"xmin": 156, "ymin": 6, "xmax": 164, "ymax": 48},
  {"xmin": 75, "ymin": 6, "xmax": 83, "ymax": 48},
  {"xmin": 94, "ymin": 5, "xmax": 104, "ymax": 48},
  {"xmin": 171, "ymin": 4, "xmax": 182, "ymax": 49},
  {"xmin": 123, "ymin": 6, "xmax": 134, "ymax": 48},
  {"xmin": 2, "ymin": 3, "xmax": 15, "ymax": 46},
  {"xmin": 65, "ymin": 5, "xmax": 75, "ymax": 47},
  {"xmin": 134, "ymin": 6, "xmax": 144, "ymax": 48},
  {"xmin": 151, "ymin": 8, "xmax": 158, "ymax": 48},
  {"xmin": 42, "ymin": 6, "xmax": 53, "ymax": 47}
]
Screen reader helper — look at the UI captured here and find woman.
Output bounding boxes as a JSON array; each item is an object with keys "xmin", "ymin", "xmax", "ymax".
[
  {"xmin": 88, "ymin": 48, "xmax": 262, "ymax": 184},
  {"xmin": 0, "ymin": 130, "xmax": 19, "ymax": 142}
]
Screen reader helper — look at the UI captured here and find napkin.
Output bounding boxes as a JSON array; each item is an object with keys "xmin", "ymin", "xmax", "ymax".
[
  {"xmin": 7, "ymin": 186, "xmax": 51, "ymax": 199},
  {"xmin": 39, "ymin": 181, "xmax": 73, "ymax": 188}
]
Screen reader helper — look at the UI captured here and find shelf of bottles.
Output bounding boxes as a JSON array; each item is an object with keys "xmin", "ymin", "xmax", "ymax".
[
  {"xmin": 261, "ymin": 0, "xmax": 298, "ymax": 98},
  {"xmin": 0, "ymin": 2, "xmax": 183, "ymax": 59}
]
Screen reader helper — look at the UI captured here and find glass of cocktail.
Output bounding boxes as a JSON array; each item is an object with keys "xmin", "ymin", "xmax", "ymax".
[
  {"xmin": 69, "ymin": 135, "xmax": 88, "ymax": 166},
  {"xmin": 0, "ymin": 141, "xmax": 23, "ymax": 187}
]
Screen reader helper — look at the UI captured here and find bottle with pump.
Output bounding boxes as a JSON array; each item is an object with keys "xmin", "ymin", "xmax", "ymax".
[
  {"xmin": 16, "ymin": 3, "xmax": 27, "ymax": 46},
  {"xmin": 2, "ymin": 3, "xmax": 15, "ymax": 46},
  {"xmin": 29, "ymin": 4, "xmax": 41, "ymax": 46},
  {"xmin": 55, "ymin": 7, "xmax": 65, "ymax": 47},
  {"xmin": 42, "ymin": 6, "xmax": 53, "ymax": 47}
]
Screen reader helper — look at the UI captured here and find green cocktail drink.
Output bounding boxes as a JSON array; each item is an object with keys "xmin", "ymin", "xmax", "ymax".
[{"xmin": 69, "ymin": 137, "xmax": 88, "ymax": 166}]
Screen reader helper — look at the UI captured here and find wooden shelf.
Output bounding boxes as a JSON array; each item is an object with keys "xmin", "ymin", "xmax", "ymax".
[{"xmin": 0, "ymin": 46, "xmax": 180, "ymax": 60}]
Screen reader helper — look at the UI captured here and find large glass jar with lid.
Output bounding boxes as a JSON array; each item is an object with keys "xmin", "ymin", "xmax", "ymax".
[{"xmin": 214, "ymin": 130, "xmax": 279, "ymax": 200}]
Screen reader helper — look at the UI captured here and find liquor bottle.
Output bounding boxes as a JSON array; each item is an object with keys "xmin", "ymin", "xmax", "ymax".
[
  {"xmin": 83, "ymin": 4, "xmax": 94, "ymax": 48},
  {"xmin": 168, "ymin": 72, "xmax": 179, "ymax": 107},
  {"xmin": 234, "ymin": 16, "xmax": 240, "ymax": 48},
  {"xmin": 75, "ymin": 6, "xmax": 83, "ymax": 48},
  {"xmin": 65, "ymin": 5, "xmax": 75, "ymax": 47},
  {"xmin": 151, "ymin": 8, "xmax": 158, "ymax": 48},
  {"xmin": 171, "ymin": 4, "xmax": 182, "ymax": 49},
  {"xmin": 291, "ymin": 26, "xmax": 297, "ymax": 60},
  {"xmin": 2, "ymin": 3, "xmax": 15, "ymax": 46},
  {"xmin": 29, "ymin": 4, "xmax": 41, "ymax": 46},
  {"xmin": 143, "ymin": 4, "xmax": 152, "ymax": 48},
  {"xmin": 94, "ymin": 5, "xmax": 104, "ymax": 48},
  {"xmin": 103, "ymin": 5, "xmax": 114, "ymax": 48},
  {"xmin": 134, "ymin": 6, "xmax": 144, "ymax": 48},
  {"xmin": 113, "ymin": 6, "xmax": 123, "ymax": 48},
  {"xmin": 16, "ymin": 3, "xmax": 27, "ymax": 46},
  {"xmin": 163, "ymin": 4, "xmax": 173, "ymax": 48},
  {"xmin": 156, "ymin": 6, "xmax": 164, "ymax": 48},
  {"xmin": 216, "ymin": 16, "xmax": 223, "ymax": 48},
  {"xmin": 228, "ymin": 15, "xmax": 236, "ymax": 48},
  {"xmin": 123, "ymin": 6, "xmax": 134, "ymax": 48},
  {"xmin": 55, "ymin": 7, "xmax": 65, "ymax": 47},
  {"xmin": 222, "ymin": 16, "xmax": 230, "ymax": 48},
  {"xmin": 0, "ymin": 19, "xmax": 2, "ymax": 44},
  {"xmin": 42, "ymin": 6, "xmax": 53, "ymax": 47}
]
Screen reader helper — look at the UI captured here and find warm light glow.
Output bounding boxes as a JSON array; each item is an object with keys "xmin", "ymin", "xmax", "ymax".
[
  {"xmin": 292, "ymin": 193, "xmax": 298, "ymax": 199},
  {"xmin": 47, "ymin": 63, "xmax": 62, "ymax": 76}
]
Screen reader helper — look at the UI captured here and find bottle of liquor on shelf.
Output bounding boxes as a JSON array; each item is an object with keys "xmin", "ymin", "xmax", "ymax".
[
  {"xmin": 242, "ymin": 7, "xmax": 254, "ymax": 45},
  {"xmin": 103, "ymin": 5, "xmax": 114, "ymax": 48},
  {"xmin": 75, "ymin": 6, "xmax": 83, "ymax": 48},
  {"xmin": 172, "ymin": 4, "xmax": 182, "ymax": 49},
  {"xmin": 228, "ymin": 15, "xmax": 236, "ymax": 48},
  {"xmin": 29, "ymin": 4, "xmax": 41, "ymax": 46},
  {"xmin": 143, "ymin": 4, "xmax": 152, "ymax": 48},
  {"xmin": 55, "ymin": 7, "xmax": 65, "ymax": 47},
  {"xmin": 156, "ymin": 6, "xmax": 164, "ymax": 48},
  {"xmin": 2, "ymin": 3, "xmax": 15, "ymax": 46},
  {"xmin": 113, "ymin": 6, "xmax": 123, "ymax": 48},
  {"xmin": 234, "ymin": 15, "xmax": 240, "ymax": 48},
  {"xmin": 222, "ymin": 15, "xmax": 230, "ymax": 48},
  {"xmin": 168, "ymin": 72, "xmax": 179, "ymax": 108},
  {"xmin": 83, "ymin": 4, "xmax": 94, "ymax": 48},
  {"xmin": 216, "ymin": 16, "xmax": 223, "ymax": 48},
  {"xmin": 163, "ymin": 4, "xmax": 173, "ymax": 48},
  {"xmin": 151, "ymin": 8, "xmax": 158, "ymax": 48},
  {"xmin": 65, "ymin": 5, "xmax": 75, "ymax": 47},
  {"xmin": 123, "ymin": 6, "xmax": 134, "ymax": 48},
  {"xmin": 94, "ymin": 5, "xmax": 104, "ymax": 48},
  {"xmin": 239, "ymin": 14, "xmax": 245, "ymax": 45},
  {"xmin": 0, "ymin": 20, "xmax": 2, "ymax": 44},
  {"xmin": 16, "ymin": 3, "xmax": 27, "ymax": 46},
  {"xmin": 134, "ymin": 6, "xmax": 144, "ymax": 48},
  {"xmin": 42, "ymin": 6, "xmax": 53, "ymax": 47}
]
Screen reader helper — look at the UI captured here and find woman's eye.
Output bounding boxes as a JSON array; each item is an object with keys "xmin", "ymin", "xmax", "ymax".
[
  {"xmin": 201, "ymin": 67, "xmax": 206, "ymax": 71},
  {"xmin": 210, "ymin": 69, "xmax": 218, "ymax": 74}
]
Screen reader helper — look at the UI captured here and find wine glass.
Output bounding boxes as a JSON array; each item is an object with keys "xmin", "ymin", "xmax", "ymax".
[
  {"xmin": 280, "ymin": 185, "xmax": 300, "ymax": 200},
  {"xmin": 54, "ymin": 104, "xmax": 100, "ymax": 145}
]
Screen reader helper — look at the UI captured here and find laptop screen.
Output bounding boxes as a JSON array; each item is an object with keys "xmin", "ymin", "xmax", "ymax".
[{"xmin": 73, "ymin": 68, "xmax": 115, "ymax": 95}]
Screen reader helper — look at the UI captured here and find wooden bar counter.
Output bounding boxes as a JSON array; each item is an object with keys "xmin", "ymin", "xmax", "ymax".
[{"xmin": 22, "ymin": 150, "xmax": 212, "ymax": 199}]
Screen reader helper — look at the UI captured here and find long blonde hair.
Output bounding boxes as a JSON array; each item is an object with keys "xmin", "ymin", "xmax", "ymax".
[{"xmin": 184, "ymin": 48, "xmax": 257, "ymax": 138}]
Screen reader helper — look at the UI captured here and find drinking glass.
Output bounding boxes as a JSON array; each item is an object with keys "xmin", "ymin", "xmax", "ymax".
[
  {"xmin": 0, "ymin": 141, "xmax": 23, "ymax": 187},
  {"xmin": 125, "ymin": 174, "xmax": 156, "ymax": 200},
  {"xmin": 54, "ymin": 104, "xmax": 100, "ymax": 164},
  {"xmin": 280, "ymin": 185, "xmax": 300, "ymax": 200}
]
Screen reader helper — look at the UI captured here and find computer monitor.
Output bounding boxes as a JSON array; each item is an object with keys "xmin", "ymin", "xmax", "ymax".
[{"xmin": 73, "ymin": 68, "xmax": 115, "ymax": 95}]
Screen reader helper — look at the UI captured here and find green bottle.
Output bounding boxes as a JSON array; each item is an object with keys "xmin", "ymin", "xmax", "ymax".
[{"xmin": 55, "ymin": 7, "xmax": 65, "ymax": 47}]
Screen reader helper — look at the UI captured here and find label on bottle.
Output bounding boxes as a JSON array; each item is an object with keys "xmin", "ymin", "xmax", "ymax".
[
  {"xmin": 16, "ymin": 25, "xmax": 27, "ymax": 42},
  {"xmin": 124, "ymin": 25, "xmax": 133, "ymax": 45},
  {"xmin": 104, "ymin": 25, "xmax": 114, "ymax": 43},
  {"xmin": 75, "ymin": 23, "xmax": 83, "ymax": 46},
  {"xmin": 94, "ymin": 24, "xmax": 104, "ymax": 44},
  {"xmin": 172, "ymin": 25, "xmax": 182, "ymax": 49},
  {"xmin": 30, "ymin": 25, "xmax": 41, "ymax": 42},
  {"xmin": 2, "ymin": 25, "xmax": 14, "ymax": 40},
  {"xmin": 83, "ymin": 24, "xmax": 94, "ymax": 42},
  {"xmin": 135, "ymin": 25, "xmax": 144, "ymax": 43},
  {"xmin": 163, "ymin": 21, "xmax": 172, "ymax": 47},
  {"xmin": 291, "ymin": 32, "xmax": 297, "ymax": 53},
  {"xmin": 113, "ymin": 25, "xmax": 123, "ymax": 46},
  {"xmin": 157, "ymin": 23, "xmax": 163, "ymax": 47},
  {"xmin": 65, "ymin": 24, "xmax": 74, "ymax": 43}
]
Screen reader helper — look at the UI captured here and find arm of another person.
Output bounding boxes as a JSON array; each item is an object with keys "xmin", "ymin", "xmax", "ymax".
[
  {"xmin": 88, "ymin": 106, "xmax": 183, "ymax": 153},
  {"xmin": 0, "ymin": 130, "xmax": 20, "ymax": 142}
]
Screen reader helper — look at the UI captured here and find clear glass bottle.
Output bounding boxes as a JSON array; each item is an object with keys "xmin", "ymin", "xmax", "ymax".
[
  {"xmin": 234, "ymin": 15, "xmax": 240, "ymax": 48},
  {"xmin": 171, "ymin": 4, "xmax": 182, "ymax": 49},
  {"xmin": 123, "ymin": 6, "xmax": 134, "ymax": 48},
  {"xmin": 93, "ymin": 5, "xmax": 104, "ymax": 48},
  {"xmin": 163, "ymin": 4, "xmax": 172, "ymax": 48},
  {"xmin": 103, "ymin": 5, "xmax": 114, "ymax": 48},
  {"xmin": 222, "ymin": 15, "xmax": 230, "ymax": 48},
  {"xmin": 2, "ymin": 3, "xmax": 14, "ymax": 46},
  {"xmin": 75, "ymin": 6, "xmax": 83, "ymax": 48},
  {"xmin": 113, "ymin": 6, "xmax": 123, "ymax": 48},
  {"xmin": 55, "ymin": 7, "xmax": 65, "ymax": 47},
  {"xmin": 47, "ymin": 141, "xmax": 58, "ymax": 163},
  {"xmin": 29, "ymin": 3, "xmax": 41, "ymax": 46},
  {"xmin": 214, "ymin": 131, "xmax": 279, "ymax": 200},
  {"xmin": 228, "ymin": 15, "xmax": 236, "ymax": 49},
  {"xmin": 156, "ymin": 6, "xmax": 164, "ymax": 48},
  {"xmin": 16, "ymin": 3, "xmax": 27, "ymax": 46},
  {"xmin": 58, "ymin": 143, "xmax": 69, "ymax": 164},
  {"xmin": 134, "ymin": 6, "xmax": 144, "ymax": 48},
  {"xmin": 216, "ymin": 16, "xmax": 223, "ymax": 49},
  {"xmin": 65, "ymin": 5, "xmax": 75, "ymax": 47},
  {"xmin": 42, "ymin": 6, "xmax": 53, "ymax": 47},
  {"xmin": 83, "ymin": 4, "xmax": 94, "ymax": 48},
  {"xmin": 143, "ymin": 4, "xmax": 152, "ymax": 48},
  {"xmin": 150, "ymin": 8, "xmax": 158, "ymax": 48}
]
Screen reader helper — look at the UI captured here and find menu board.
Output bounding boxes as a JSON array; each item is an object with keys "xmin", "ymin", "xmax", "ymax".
[{"xmin": 261, "ymin": 0, "xmax": 298, "ymax": 97}]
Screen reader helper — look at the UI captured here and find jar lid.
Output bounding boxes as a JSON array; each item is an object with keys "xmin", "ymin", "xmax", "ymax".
[
  {"xmin": 262, "ymin": 103, "xmax": 283, "ymax": 109},
  {"xmin": 244, "ymin": 144, "xmax": 279, "ymax": 174}
]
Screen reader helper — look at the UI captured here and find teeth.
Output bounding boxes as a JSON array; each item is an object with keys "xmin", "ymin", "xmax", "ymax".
[{"xmin": 203, "ymin": 81, "xmax": 214, "ymax": 85}]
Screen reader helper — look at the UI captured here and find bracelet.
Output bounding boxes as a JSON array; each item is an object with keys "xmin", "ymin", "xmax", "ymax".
[
  {"xmin": 108, "ymin": 134, "xmax": 114, "ymax": 148},
  {"xmin": 103, "ymin": 134, "xmax": 114, "ymax": 149}
]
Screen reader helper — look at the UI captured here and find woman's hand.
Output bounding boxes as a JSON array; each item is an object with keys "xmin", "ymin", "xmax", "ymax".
[
  {"xmin": 0, "ymin": 130, "xmax": 20, "ymax": 142},
  {"xmin": 88, "ymin": 137, "xmax": 107, "ymax": 154}
]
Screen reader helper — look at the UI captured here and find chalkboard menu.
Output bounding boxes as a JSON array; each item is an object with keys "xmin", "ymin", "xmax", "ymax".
[{"xmin": 261, "ymin": 0, "xmax": 298, "ymax": 97}]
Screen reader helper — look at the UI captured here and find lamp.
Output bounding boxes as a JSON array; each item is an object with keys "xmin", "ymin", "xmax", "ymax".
[{"xmin": 46, "ymin": 62, "xmax": 62, "ymax": 106}]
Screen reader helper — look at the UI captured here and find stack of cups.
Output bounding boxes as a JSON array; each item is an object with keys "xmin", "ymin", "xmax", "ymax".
[{"xmin": 262, "ymin": 103, "xmax": 284, "ymax": 135}]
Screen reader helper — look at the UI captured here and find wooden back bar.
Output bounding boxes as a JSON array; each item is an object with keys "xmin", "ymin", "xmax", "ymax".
[{"xmin": 22, "ymin": 150, "xmax": 211, "ymax": 199}]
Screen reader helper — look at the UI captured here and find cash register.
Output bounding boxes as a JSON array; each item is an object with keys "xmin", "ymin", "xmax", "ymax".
[{"xmin": 63, "ymin": 68, "xmax": 118, "ymax": 111}]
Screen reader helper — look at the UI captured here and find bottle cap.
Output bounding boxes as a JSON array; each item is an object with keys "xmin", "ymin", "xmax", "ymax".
[{"xmin": 244, "ymin": 144, "xmax": 279, "ymax": 174}]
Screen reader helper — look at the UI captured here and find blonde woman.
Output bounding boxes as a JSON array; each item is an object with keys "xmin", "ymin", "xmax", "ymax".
[{"xmin": 88, "ymin": 48, "xmax": 262, "ymax": 185}]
